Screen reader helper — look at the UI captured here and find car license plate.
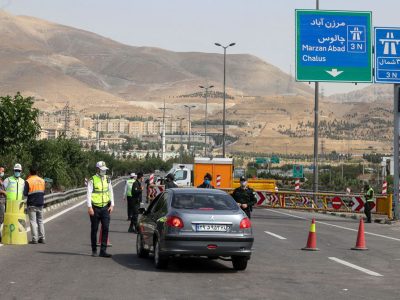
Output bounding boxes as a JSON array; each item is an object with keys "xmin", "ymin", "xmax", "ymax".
[{"xmin": 196, "ymin": 224, "xmax": 228, "ymax": 232}]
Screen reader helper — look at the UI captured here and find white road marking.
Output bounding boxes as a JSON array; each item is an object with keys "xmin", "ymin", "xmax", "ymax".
[
  {"xmin": 265, "ymin": 209, "xmax": 400, "ymax": 242},
  {"xmin": 329, "ymin": 257, "xmax": 383, "ymax": 277},
  {"xmin": 43, "ymin": 200, "xmax": 86, "ymax": 225},
  {"xmin": 264, "ymin": 231, "xmax": 287, "ymax": 240}
]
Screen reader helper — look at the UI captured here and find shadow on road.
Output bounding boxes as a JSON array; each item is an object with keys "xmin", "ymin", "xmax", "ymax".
[{"xmin": 112, "ymin": 253, "xmax": 237, "ymax": 273}]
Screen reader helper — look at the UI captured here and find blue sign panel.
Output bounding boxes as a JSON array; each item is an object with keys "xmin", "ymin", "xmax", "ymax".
[
  {"xmin": 296, "ymin": 10, "xmax": 372, "ymax": 82},
  {"xmin": 375, "ymin": 27, "xmax": 400, "ymax": 83}
]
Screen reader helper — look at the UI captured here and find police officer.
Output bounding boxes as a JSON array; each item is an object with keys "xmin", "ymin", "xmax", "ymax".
[
  {"xmin": 364, "ymin": 183, "xmax": 374, "ymax": 223},
  {"xmin": 232, "ymin": 176, "xmax": 257, "ymax": 218},
  {"xmin": 3, "ymin": 163, "xmax": 25, "ymax": 202},
  {"xmin": 197, "ymin": 173, "xmax": 215, "ymax": 189},
  {"xmin": 128, "ymin": 172, "xmax": 143, "ymax": 233},
  {"xmin": 87, "ymin": 161, "xmax": 114, "ymax": 257},
  {"xmin": 165, "ymin": 173, "xmax": 178, "ymax": 189},
  {"xmin": 124, "ymin": 173, "xmax": 136, "ymax": 221}
]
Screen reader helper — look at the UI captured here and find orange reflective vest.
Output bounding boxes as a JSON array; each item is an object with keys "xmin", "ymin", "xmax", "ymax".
[{"xmin": 26, "ymin": 175, "xmax": 45, "ymax": 195}]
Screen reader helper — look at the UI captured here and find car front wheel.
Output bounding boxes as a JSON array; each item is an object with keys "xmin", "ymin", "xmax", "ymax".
[
  {"xmin": 154, "ymin": 239, "xmax": 168, "ymax": 269},
  {"xmin": 232, "ymin": 256, "xmax": 248, "ymax": 271}
]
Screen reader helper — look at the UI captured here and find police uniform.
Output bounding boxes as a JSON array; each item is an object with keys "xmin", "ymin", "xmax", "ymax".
[
  {"xmin": 364, "ymin": 185, "xmax": 374, "ymax": 223},
  {"xmin": 232, "ymin": 181, "xmax": 257, "ymax": 218},
  {"xmin": 125, "ymin": 175, "xmax": 136, "ymax": 220},
  {"xmin": 87, "ymin": 162, "xmax": 114, "ymax": 257}
]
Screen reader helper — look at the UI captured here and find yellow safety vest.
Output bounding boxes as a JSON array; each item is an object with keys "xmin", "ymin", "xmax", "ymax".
[
  {"xmin": 126, "ymin": 179, "xmax": 135, "ymax": 197},
  {"xmin": 5, "ymin": 176, "xmax": 24, "ymax": 201},
  {"xmin": 91, "ymin": 175, "xmax": 110, "ymax": 207},
  {"xmin": 366, "ymin": 187, "xmax": 374, "ymax": 202}
]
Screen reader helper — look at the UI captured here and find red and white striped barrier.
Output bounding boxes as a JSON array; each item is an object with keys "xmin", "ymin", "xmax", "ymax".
[
  {"xmin": 382, "ymin": 181, "xmax": 387, "ymax": 195},
  {"xmin": 216, "ymin": 175, "xmax": 221, "ymax": 188},
  {"xmin": 295, "ymin": 179, "xmax": 300, "ymax": 192},
  {"xmin": 148, "ymin": 185, "xmax": 165, "ymax": 198},
  {"xmin": 149, "ymin": 173, "xmax": 155, "ymax": 184}
]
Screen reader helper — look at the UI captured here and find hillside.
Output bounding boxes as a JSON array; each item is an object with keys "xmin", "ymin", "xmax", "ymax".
[
  {"xmin": 0, "ymin": 10, "xmax": 311, "ymax": 114},
  {"xmin": 0, "ymin": 10, "xmax": 394, "ymax": 155}
]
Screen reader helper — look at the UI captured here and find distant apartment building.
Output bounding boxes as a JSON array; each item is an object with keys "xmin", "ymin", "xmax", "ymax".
[{"xmin": 38, "ymin": 111, "xmax": 190, "ymax": 140}]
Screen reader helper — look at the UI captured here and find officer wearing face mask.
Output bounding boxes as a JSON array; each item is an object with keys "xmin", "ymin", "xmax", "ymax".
[
  {"xmin": 197, "ymin": 173, "xmax": 215, "ymax": 189},
  {"xmin": 86, "ymin": 161, "xmax": 114, "ymax": 257},
  {"xmin": 3, "ymin": 164, "xmax": 25, "ymax": 202},
  {"xmin": 232, "ymin": 176, "xmax": 257, "ymax": 218}
]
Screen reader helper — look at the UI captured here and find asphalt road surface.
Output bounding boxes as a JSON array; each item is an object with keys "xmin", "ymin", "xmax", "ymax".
[{"xmin": 1, "ymin": 182, "xmax": 400, "ymax": 300}]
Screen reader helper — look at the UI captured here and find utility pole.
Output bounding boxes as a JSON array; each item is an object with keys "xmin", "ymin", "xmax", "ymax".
[
  {"xmin": 200, "ymin": 85, "xmax": 214, "ymax": 156},
  {"xmin": 177, "ymin": 117, "xmax": 185, "ymax": 163},
  {"xmin": 63, "ymin": 102, "xmax": 71, "ymax": 138},
  {"xmin": 312, "ymin": 0, "xmax": 320, "ymax": 203},
  {"xmin": 184, "ymin": 105, "xmax": 196, "ymax": 156},
  {"xmin": 96, "ymin": 114, "xmax": 100, "ymax": 151},
  {"xmin": 158, "ymin": 99, "xmax": 171, "ymax": 161}
]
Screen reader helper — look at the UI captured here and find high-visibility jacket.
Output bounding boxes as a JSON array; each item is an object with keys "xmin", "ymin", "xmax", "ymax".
[
  {"xmin": 126, "ymin": 179, "xmax": 135, "ymax": 197},
  {"xmin": 26, "ymin": 175, "xmax": 45, "ymax": 195},
  {"xmin": 25, "ymin": 175, "xmax": 45, "ymax": 207},
  {"xmin": 91, "ymin": 175, "xmax": 110, "ymax": 207},
  {"xmin": 5, "ymin": 176, "xmax": 25, "ymax": 201},
  {"xmin": 365, "ymin": 187, "xmax": 374, "ymax": 202}
]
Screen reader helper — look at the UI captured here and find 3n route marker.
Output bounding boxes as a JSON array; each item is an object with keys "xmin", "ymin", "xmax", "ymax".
[
  {"xmin": 374, "ymin": 27, "xmax": 400, "ymax": 83},
  {"xmin": 296, "ymin": 10, "xmax": 372, "ymax": 82}
]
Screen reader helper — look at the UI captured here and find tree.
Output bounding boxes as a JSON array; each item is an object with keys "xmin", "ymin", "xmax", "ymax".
[{"xmin": 0, "ymin": 92, "xmax": 40, "ymax": 158}]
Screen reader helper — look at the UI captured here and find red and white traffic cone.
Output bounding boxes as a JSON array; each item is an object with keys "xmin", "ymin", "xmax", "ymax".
[
  {"xmin": 97, "ymin": 225, "xmax": 112, "ymax": 247},
  {"xmin": 302, "ymin": 218, "xmax": 319, "ymax": 251},
  {"xmin": 351, "ymin": 218, "xmax": 368, "ymax": 250}
]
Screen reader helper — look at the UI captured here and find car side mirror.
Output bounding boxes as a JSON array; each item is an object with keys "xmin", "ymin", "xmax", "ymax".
[{"xmin": 139, "ymin": 207, "xmax": 146, "ymax": 215}]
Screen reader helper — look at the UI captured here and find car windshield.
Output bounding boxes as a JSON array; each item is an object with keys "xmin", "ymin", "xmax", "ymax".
[{"xmin": 172, "ymin": 193, "xmax": 238, "ymax": 210}]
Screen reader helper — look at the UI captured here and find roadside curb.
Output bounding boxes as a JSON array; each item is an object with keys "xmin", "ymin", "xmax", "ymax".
[{"xmin": 324, "ymin": 211, "xmax": 390, "ymax": 225}]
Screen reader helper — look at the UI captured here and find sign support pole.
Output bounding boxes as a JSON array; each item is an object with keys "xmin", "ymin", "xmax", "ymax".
[
  {"xmin": 313, "ymin": 0, "xmax": 320, "ymax": 203},
  {"xmin": 394, "ymin": 84, "xmax": 400, "ymax": 219}
]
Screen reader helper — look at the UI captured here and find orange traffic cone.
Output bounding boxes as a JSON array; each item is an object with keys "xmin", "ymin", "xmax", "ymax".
[
  {"xmin": 351, "ymin": 218, "xmax": 368, "ymax": 250},
  {"xmin": 302, "ymin": 218, "xmax": 319, "ymax": 251},
  {"xmin": 97, "ymin": 225, "xmax": 112, "ymax": 247}
]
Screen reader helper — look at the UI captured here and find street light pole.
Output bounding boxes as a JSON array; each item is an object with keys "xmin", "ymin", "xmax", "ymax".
[
  {"xmin": 199, "ymin": 85, "xmax": 214, "ymax": 156},
  {"xmin": 184, "ymin": 105, "xmax": 196, "ymax": 156},
  {"xmin": 215, "ymin": 42, "xmax": 235, "ymax": 158}
]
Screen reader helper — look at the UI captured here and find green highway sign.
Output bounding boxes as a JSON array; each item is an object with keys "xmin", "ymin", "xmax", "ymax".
[
  {"xmin": 293, "ymin": 165, "xmax": 304, "ymax": 178},
  {"xmin": 296, "ymin": 10, "xmax": 372, "ymax": 82},
  {"xmin": 271, "ymin": 156, "xmax": 280, "ymax": 164},
  {"xmin": 255, "ymin": 157, "xmax": 268, "ymax": 164}
]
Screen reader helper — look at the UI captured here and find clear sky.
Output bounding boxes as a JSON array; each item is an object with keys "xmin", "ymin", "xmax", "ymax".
[{"xmin": 4, "ymin": 0, "xmax": 400, "ymax": 95}]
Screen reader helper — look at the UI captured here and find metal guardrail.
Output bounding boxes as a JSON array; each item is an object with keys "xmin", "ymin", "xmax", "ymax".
[{"xmin": 43, "ymin": 177, "xmax": 128, "ymax": 208}]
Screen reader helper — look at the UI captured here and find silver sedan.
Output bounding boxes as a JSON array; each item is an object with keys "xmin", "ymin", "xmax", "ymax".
[{"xmin": 136, "ymin": 188, "xmax": 254, "ymax": 270}]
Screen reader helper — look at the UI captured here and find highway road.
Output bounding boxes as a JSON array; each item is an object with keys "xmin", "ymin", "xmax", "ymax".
[{"xmin": 1, "ymin": 182, "xmax": 400, "ymax": 300}]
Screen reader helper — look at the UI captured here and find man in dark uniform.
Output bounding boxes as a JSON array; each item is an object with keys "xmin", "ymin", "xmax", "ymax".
[
  {"xmin": 232, "ymin": 176, "xmax": 257, "ymax": 218},
  {"xmin": 128, "ymin": 172, "xmax": 143, "ymax": 233},
  {"xmin": 364, "ymin": 183, "xmax": 374, "ymax": 223},
  {"xmin": 165, "ymin": 173, "xmax": 178, "ymax": 189},
  {"xmin": 197, "ymin": 173, "xmax": 215, "ymax": 189}
]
